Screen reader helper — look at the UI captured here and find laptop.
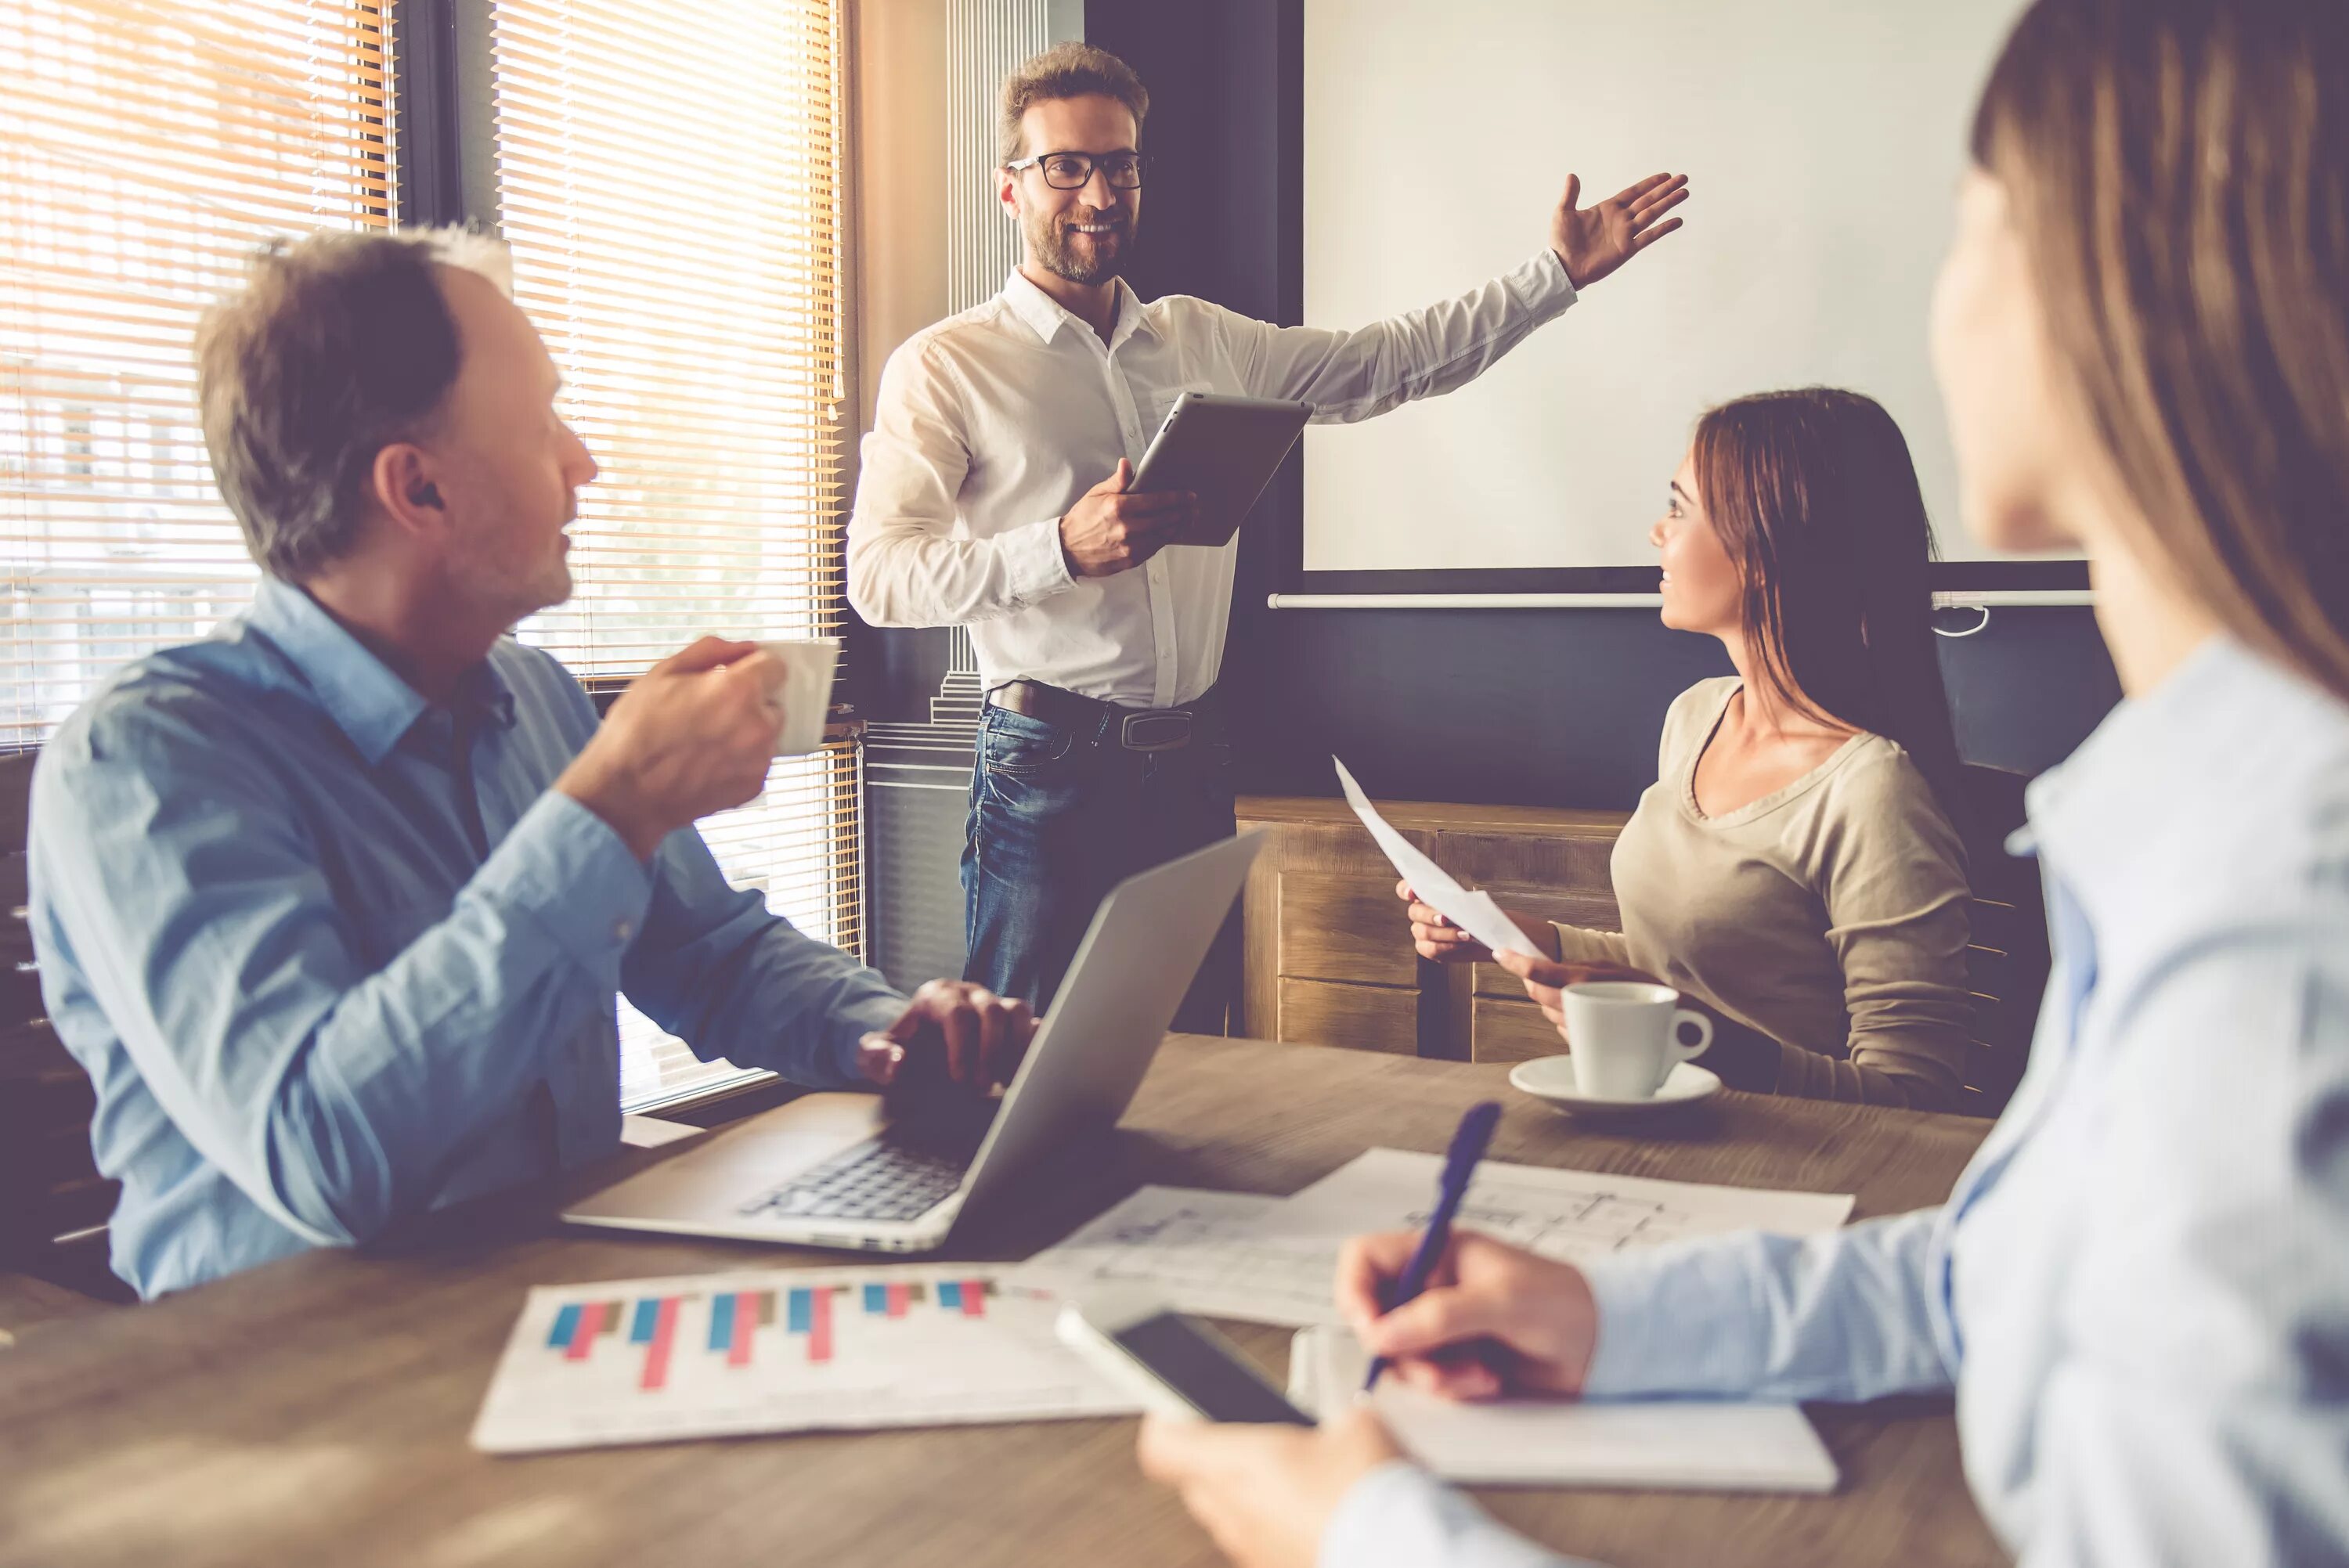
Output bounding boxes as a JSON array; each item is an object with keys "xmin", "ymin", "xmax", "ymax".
[{"xmin": 561, "ymin": 828, "xmax": 1266, "ymax": 1253}]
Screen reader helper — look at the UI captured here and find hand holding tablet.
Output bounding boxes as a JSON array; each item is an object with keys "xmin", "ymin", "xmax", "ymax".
[{"xmin": 1127, "ymin": 392, "xmax": 1312, "ymax": 548}]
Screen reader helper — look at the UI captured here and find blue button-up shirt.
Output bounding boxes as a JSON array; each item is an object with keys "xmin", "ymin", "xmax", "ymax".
[
  {"xmin": 27, "ymin": 579, "xmax": 905, "ymax": 1299},
  {"xmin": 1323, "ymin": 637, "xmax": 2349, "ymax": 1567}
]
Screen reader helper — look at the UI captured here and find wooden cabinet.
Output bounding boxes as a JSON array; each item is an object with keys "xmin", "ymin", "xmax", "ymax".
[{"xmin": 1236, "ymin": 795, "xmax": 1628, "ymax": 1062}]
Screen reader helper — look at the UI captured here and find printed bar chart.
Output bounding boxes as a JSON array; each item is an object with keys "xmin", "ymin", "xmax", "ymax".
[{"xmin": 478, "ymin": 1266, "xmax": 1136, "ymax": 1454}]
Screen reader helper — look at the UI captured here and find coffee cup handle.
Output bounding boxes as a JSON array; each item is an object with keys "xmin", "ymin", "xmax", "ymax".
[{"xmin": 1669, "ymin": 1008, "xmax": 1713, "ymax": 1063}]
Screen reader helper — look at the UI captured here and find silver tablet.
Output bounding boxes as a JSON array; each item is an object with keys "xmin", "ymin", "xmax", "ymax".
[{"xmin": 1128, "ymin": 391, "xmax": 1312, "ymax": 547}]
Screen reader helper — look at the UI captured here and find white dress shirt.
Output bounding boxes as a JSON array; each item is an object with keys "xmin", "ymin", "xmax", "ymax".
[
  {"xmin": 1320, "ymin": 636, "xmax": 2349, "ymax": 1568},
  {"xmin": 847, "ymin": 252, "xmax": 1578, "ymax": 707}
]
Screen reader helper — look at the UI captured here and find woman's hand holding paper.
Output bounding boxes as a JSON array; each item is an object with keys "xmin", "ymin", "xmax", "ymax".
[{"xmin": 1395, "ymin": 880, "xmax": 1561, "ymax": 965}]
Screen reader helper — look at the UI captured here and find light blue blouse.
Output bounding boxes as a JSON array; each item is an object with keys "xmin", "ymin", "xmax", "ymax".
[{"xmin": 1326, "ymin": 637, "xmax": 2349, "ymax": 1568}]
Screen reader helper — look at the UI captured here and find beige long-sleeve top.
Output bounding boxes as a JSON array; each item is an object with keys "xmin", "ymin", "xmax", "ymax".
[{"xmin": 1551, "ymin": 678, "xmax": 1974, "ymax": 1108}]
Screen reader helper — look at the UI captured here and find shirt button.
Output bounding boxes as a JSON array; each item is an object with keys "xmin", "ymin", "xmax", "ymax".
[{"xmin": 614, "ymin": 920, "xmax": 633, "ymax": 943}]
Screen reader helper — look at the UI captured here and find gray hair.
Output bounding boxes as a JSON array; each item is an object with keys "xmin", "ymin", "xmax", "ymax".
[{"xmin": 195, "ymin": 227, "xmax": 512, "ymax": 580}]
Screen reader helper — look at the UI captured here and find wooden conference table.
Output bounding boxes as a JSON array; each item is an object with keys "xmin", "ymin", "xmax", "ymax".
[{"xmin": 0, "ymin": 1036, "xmax": 2002, "ymax": 1568}]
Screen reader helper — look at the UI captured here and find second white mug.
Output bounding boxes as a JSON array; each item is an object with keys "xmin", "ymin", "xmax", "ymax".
[
  {"xmin": 756, "ymin": 637, "xmax": 842, "ymax": 756},
  {"xmin": 1561, "ymin": 982, "xmax": 1713, "ymax": 1100}
]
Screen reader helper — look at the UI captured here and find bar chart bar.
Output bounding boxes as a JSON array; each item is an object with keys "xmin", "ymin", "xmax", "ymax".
[
  {"xmin": 548, "ymin": 1302, "xmax": 583, "ymax": 1351},
  {"xmin": 709, "ymin": 1291, "xmax": 738, "ymax": 1357},
  {"xmin": 809, "ymin": 1283, "xmax": 835, "ymax": 1364},
  {"xmin": 565, "ymin": 1300, "xmax": 606, "ymax": 1360},
  {"xmin": 727, "ymin": 1291, "xmax": 757, "ymax": 1367},
  {"xmin": 640, "ymin": 1296, "xmax": 682, "ymax": 1392}
]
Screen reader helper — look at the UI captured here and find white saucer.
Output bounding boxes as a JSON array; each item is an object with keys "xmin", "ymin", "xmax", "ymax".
[{"xmin": 1506, "ymin": 1056, "xmax": 1723, "ymax": 1124}]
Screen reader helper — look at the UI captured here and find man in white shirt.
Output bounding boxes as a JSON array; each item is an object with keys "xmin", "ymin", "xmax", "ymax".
[{"xmin": 847, "ymin": 42, "xmax": 1688, "ymax": 1029}]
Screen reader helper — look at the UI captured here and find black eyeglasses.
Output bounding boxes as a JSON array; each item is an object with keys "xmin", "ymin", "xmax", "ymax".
[{"xmin": 1006, "ymin": 150, "xmax": 1147, "ymax": 190}]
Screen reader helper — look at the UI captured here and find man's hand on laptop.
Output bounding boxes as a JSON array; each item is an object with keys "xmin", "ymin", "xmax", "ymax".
[
  {"xmin": 557, "ymin": 636, "xmax": 788, "ymax": 860},
  {"xmin": 857, "ymin": 979, "xmax": 1036, "ymax": 1094}
]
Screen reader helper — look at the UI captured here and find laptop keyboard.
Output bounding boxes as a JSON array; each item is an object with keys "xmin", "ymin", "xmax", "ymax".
[{"xmin": 737, "ymin": 1137, "xmax": 969, "ymax": 1224}]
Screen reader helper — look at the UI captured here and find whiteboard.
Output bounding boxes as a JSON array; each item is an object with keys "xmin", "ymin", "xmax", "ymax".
[{"xmin": 1301, "ymin": 0, "xmax": 2046, "ymax": 573}]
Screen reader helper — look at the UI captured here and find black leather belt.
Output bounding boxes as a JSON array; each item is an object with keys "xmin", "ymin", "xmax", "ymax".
[{"xmin": 987, "ymin": 679, "xmax": 1217, "ymax": 753}]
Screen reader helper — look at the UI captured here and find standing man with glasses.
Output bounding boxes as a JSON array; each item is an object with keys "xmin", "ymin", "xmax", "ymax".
[{"xmin": 849, "ymin": 42, "xmax": 1690, "ymax": 1031}]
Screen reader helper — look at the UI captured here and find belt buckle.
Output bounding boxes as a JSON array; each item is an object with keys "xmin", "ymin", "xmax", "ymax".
[{"xmin": 1120, "ymin": 709, "xmax": 1193, "ymax": 752}]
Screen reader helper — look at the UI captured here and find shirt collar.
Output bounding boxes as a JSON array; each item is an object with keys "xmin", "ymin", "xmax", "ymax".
[
  {"xmin": 999, "ymin": 269, "xmax": 1156, "ymax": 350},
  {"xmin": 244, "ymin": 577, "xmax": 515, "ymax": 766},
  {"xmin": 2020, "ymin": 635, "xmax": 2313, "ymax": 916}
]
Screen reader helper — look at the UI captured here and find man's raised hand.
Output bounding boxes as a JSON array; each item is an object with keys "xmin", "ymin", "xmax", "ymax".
[{"xmin": 1550, "ymin": 171, "xmax": 1690, "ymax": 289}]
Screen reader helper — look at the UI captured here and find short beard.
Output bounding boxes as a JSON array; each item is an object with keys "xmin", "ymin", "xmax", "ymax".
[{"xmin": 1024, "ymin": 206, "xmax": 1131, "ymax": 286}]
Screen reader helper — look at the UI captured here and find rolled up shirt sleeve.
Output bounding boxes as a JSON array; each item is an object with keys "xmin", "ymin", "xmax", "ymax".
[
  {"xmin": 619, "ymin": 824, "xmax": 907, "ymax": 1089},
  {"xmin": 28, "ymin": 713, "xmax": 654, "ymax": 1250},
  {"xmin": 846, "ymin": 337, "xmax": 1076, "ymax": 628}
]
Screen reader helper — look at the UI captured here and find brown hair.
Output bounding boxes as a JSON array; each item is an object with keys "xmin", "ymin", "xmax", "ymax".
[
  {"xmin": 998, "ymin": 42, "xmax": 1149, "ymax": 167},
  {"xmin": 1972, "ymin": 0, "xmax": 2349, "ymax": 696},
  {"xmin": 196, "ymin": 229, "xmax": 504, "ymax": 580},
  {"xmin": 1692, "ymin": 388, "xmax": 1968, "ymax": 826}
]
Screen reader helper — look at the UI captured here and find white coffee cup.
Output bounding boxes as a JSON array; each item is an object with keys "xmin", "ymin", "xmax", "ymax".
[
  {"xmin": 756, "ymin": 638, "xmax": 841, "ymax": 757},
  {"xmin": 1561, "ymin": 982, "xmax": 1714, "ymax": 1100}
]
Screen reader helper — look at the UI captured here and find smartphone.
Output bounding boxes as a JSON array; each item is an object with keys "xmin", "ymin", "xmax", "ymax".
[{"xmin": 1056, "ymin": 1292, "xmax": 1314, "ymax": 1426}]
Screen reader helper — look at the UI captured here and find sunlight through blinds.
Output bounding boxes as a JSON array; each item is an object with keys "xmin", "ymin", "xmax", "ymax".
[
  {"xmin": 1, "ymin": 0, "xmax": 395, "ymax": 744},
  {"xmin": 487, "ymin": 0, "xmax": 864, "ymax": 1110}
]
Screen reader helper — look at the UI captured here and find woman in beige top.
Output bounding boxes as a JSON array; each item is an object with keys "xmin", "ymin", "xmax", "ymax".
[{"xmin": 1403, "ymin": 387, "xmax": 1975, "ymax": 1107}]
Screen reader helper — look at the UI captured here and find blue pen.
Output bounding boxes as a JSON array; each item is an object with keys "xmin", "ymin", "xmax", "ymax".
[{"xmin": 1363, "ymin": 1099, "xmax": 1503, "ymax": 1393}]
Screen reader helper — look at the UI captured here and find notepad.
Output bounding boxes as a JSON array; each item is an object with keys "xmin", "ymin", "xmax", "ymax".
[{"xmin": 1289, "ymin": 1326, "xmax": 1838, "ymax": 1494}]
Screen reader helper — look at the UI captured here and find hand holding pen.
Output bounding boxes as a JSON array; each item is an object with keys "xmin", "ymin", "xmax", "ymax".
[
  {"xmin": 1337, "ymin": 1108, "xmax": 1602, "ymax": 1402},
  {"xmin": 1362, "ymin": 1101, "xmax": 1502, "ymax": 1391}
]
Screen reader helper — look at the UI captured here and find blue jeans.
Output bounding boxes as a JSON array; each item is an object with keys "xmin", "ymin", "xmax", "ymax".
[{"xmin": 962, "ymin": 701, "xmax": 1239, "ymax": 1033}]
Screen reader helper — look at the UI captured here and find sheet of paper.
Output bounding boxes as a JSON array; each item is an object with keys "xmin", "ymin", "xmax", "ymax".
[
  {"xmin": 619, "ymin": 1114, "xmax": 702, "ymax": 1149},
  {"xmin": 1284, "ymin": 1148, "xmax": 1856, "ymax": 1266},
  {"xmin": 1004, "ymin": 1159, "xmax": 1854, "ymax": 1332},
  {"xmin": 1333, "ymin": 756, "xmax": 1544, "ymax": 958},
  {"xmin": 1290, "ymin": 1327, "xmax": 1838, "ymax": 1493},
  {"xmin": 471, "ymin": 1264, "xmax": 1135, "ymax": 1454},
  {"xmin": 1005, "ymin": 1187, "xmax": 1356, "ymax": 1328}
]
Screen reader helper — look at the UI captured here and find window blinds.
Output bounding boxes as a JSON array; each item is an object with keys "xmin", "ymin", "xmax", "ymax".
[
  {"xmin": 0, "ymin": 0, "xmax": 395, "ymax": 745},
  {"xmin": 487, "ymin": 0, "xmax": 865, "ymax": 1109}
]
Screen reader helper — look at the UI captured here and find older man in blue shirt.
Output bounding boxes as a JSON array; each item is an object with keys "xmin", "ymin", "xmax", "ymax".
[{"xmin": 27, "ymin": 229, "xmax": 1029, "ymax": 1299}]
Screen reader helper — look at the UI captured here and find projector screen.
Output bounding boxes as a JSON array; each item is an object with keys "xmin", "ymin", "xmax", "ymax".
[{"xmin": 1301, "ymin": 0, "xmax": 2054, "ymax": 577}]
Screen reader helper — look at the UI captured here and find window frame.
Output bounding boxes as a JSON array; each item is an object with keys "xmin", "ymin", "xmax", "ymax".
[
  {"xmin": 433, "ymin": 0, "xmax": 868, "ymax": 1116},
  {"xmin": 0, "ymin": 0, "xmax": 870, "ymax": 1121}
]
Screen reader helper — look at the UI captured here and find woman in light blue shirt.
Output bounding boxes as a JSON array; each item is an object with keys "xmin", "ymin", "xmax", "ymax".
[{"xmin": 1136, "ymin": 1, "xmax": 2349, "ymax": 1564}]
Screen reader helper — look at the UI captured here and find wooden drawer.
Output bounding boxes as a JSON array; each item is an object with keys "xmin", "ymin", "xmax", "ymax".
[
  {"xmin": 1237, "ymin": 795, "xmax": 1630, "ymax": 1059},
  {"xmin": 1432, "ymin": 829, "xmax": 1618, "ymax": 894},
  {"xmin": 1467, "ymin": 994, "xmax": 1566, "ymax": 1065},
  {"xmin": 1276, "ymin": 871, "xmax": 1416, "ymax": 987},
  {"xmin": 1276, "ymin": 978, "xmax": 1417, "ymax": 1054}
]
